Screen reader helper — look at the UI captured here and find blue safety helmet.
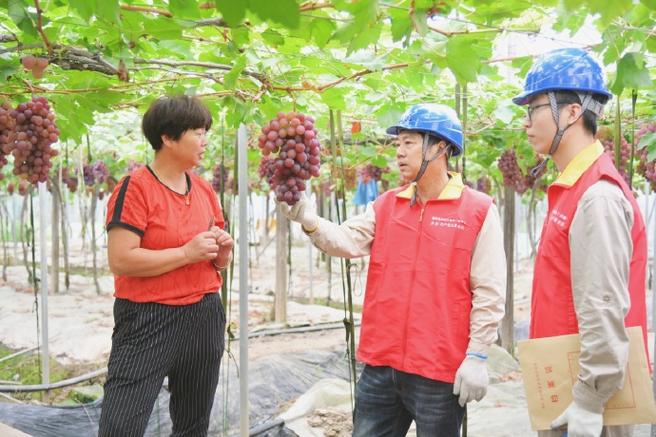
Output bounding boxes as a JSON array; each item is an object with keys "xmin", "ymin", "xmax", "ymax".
[
  {"xmin": 386, "ymin": 103, "xmax": 463, "ymax": 157},
  {"xmin": 513, "ymin": 48, "xmax": 612, "ymax": 106}
]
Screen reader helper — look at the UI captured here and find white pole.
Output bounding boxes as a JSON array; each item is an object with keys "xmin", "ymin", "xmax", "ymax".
[
  {"xmin": 305, "ymin": 179, "xmax": 316, "ymax": 305},
  {"xmin": 651, "ymin": 192, "xmax": 656, "ymax": 437},
  {"xmin": 38, "ymin": 182, "xmax": 49, "ymax": 401},
  {"xmin": 237, "ymin": 124, "xmax": 249, "ymax": 436}
]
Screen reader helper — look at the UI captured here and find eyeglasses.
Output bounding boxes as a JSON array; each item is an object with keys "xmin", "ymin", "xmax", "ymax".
[{"xmin": 526, "ymin": 103, "xmax": 551, "ymax": 122}]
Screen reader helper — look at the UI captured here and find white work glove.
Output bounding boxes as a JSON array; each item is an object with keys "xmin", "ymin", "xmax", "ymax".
[
  {"xmin": 551, "ymin": 401, "xmax": 603, "ymax": 437},
  {"xmin": 277, "ymin": 194, "xmax": 318, "ymax": 231},
  {"xmin": 453, "ymin": 355, "xmax": 489, "ymax": 407}
]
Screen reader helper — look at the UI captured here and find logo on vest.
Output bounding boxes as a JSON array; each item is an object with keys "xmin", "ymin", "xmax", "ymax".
[
  {"xmin": 549, "ymin": 209, "xmax": 567, "ymax": 228},
  {"xmin": 430, "ymin": 216, "xmax": 466, "ymax": 230}
]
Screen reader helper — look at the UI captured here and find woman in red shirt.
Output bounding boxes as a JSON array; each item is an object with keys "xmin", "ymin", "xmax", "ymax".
[{"xmin": 99, "ymin": 95, "xmax": 233, "ymax": 436}]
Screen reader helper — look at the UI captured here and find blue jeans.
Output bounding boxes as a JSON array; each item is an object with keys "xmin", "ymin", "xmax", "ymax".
[{"xmin": 353, "ymin": 365, "xmax": 465, "ymax": 437}]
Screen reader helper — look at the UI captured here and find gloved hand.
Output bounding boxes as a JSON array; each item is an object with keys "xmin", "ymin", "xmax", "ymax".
[
  {"xmin": 277, "ymin": 194, "xmax": 318, "ymax": 231},
  {"xmin": 551, "ymin": 401, "xmax": 603, "ymax": 437},
  {"xmin": 453, "ymin": 355, "xmax": 489, "ymax": 407}
]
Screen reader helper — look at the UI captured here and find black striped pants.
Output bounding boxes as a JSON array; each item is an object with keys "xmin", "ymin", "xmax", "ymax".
[{"xmin": 98, "ymin": 292, "xmax": 225, "ymax": 437}]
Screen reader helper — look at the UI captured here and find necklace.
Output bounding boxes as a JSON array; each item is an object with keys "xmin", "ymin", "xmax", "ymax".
[{"xmin": 147, "ymin": 165, "xmax": 191, "ymax": 205}]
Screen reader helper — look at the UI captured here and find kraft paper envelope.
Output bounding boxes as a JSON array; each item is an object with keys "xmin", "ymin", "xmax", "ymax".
[{"xmin": 517, "ymin": 326, "xmax": 656, "ymax": 430}]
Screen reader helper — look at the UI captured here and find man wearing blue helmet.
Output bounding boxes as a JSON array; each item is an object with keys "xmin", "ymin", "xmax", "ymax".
[
  {"xmin": 281, "ymin": 103, "xmax": 506, "ymax": 435},
  {"xmin": 514, "ymin": 48, "xmax": 648, "ymax": 437}
]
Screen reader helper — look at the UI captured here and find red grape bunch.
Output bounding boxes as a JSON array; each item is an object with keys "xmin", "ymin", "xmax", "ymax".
[
  {"xmin": 635, "ymin": 123, "xmax": 656, "ymax": 190},
  {"xmin": 257, "ymin": 111, "xmax": 321, "ymax": 205},
  {"xmin": 597, "ymin": 126, "xmax": 632, "ymax": 184},
  {"xmin": 476, "ymin": 176, "xmax": 491, "ymax": 194},
  {"xmin": 61, "ymin": 167, "xmax": 79, "ymax": 193},
  {"xmin": 83, "ymin": 161, "xmax": 109, "ymax": 187},
  {"xmin": 359, "ymin": 164, "xmax": 389, "ymax": 183},
  {"xmin": 0, "ymin": 101, "xmax": 16, "ymax": 177},
  {"xmin": 211, "ymin": 163, "xmax": 232, "ymax": 193},
  {"xmin": 497, "ymin": 150, "xmax": 524, "ymax": 189},
  {"xmin": 11, "ymin": 96, "xmax": 59, "ymax": 184}
]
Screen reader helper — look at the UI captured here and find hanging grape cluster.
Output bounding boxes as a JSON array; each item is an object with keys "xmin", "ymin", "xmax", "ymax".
[
  {"xmin": 11, "ymin": 97, "xmax": 59, "ymax": 184},
  {"xmin": 0, "ymin": 101, "xmax": 16, "ymax": 178},
  {"xmin": 359, "ymin": 164, "xmax": 389, "ymax": 183},
  {"xmin": 83, "ymin": 160, "xmax": 109, "ymax": 187},
  {"xmin": 61, "ymin": 167, "xmax": 79, "ymax": 193},
  {"xmin": 635, "ymin": 123, "xmax": 656, "ymax": 191},
  {"xmin": 497, "ymin": 150, "xmax": 546, "ymax": 194},
  {"xmin": 497, "ymin": 149, "xmax": 524, "ymax": 189},
  {"xmin": 211, "ymin": 163, "xmax": 233, "ymax": 193},
  {"xmin": 476, "ymin": 176, "xmax": 491, "ymax": 194},
  {"xmin": 597, "ymin": 126, "xmax": 632, "ymax": 184},
  {"xmin": 257, "ymin": 111, "xmax": 321, "ymax": 205}
]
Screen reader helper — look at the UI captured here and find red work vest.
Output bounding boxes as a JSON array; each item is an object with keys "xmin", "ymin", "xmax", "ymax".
[
  {"xmin": 530, "ymin": 153, "xmax": 648, "ymax": 355},
  {"xmin": 357, "ymin": 185, "xmax": 493, "ymax": 383}
]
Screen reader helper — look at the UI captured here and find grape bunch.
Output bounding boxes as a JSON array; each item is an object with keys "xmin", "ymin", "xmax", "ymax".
[
  {"xmin": 257, "ymin": 111, "xmax": 321, "ymax": 205},
  {"xmin": 596, "ymin": 126, "xmax": 632, "ymax": 184},
  {"xmin": 21, "ymin": 56, "xmax": 49, "ymax": 79},
  {"xmin": 515, "ymin": 176, "xmax": 530, "ymax": 195},
  {"xmin": 360, "ymin": 164, "xmax": 389, "ymax": 183},
  {"xmin": 0, "ymin": 101, "xmax": 16, "ymax": 175},
  {"xmin": 476, "ymin": 176, "xmax": 491, "ymax": 194},
  {"xmin": 61, "ymin": 167, "xmax": 78, "ymax": 193},
  {"xmin": 11, "ymin": 96, "xmax": 59, "ymax": 184},
  {"xmin": 83, "ymin": 160, "xmax": 109, "ymax": 187},
  {"xmin": 497, "ymin": 149, "xmax": 524, "ymax": 188},
  {"xmin": 635, "ymin": 123, "xmax": 656, "ymax": 190},
  {"xmin": 211, "ymin": 163, "xmax": 232, "ymax": 193}
]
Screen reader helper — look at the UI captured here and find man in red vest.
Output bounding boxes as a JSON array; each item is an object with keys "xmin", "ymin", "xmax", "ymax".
[
  {"xmin": 514, "ymin": 48, "xmax": 648, "ymax": 437},
  {"xmin": 281, "ymin": 104, "xmax": 506, "ymax": 436}
]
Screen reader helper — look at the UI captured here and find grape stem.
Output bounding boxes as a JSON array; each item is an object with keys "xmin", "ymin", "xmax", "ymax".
[{"xmin": 33, "ymin": 0, "xmax": 53, "ymax": 56}]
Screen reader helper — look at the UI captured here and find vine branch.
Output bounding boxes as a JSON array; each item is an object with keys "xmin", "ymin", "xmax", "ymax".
[{"xmin": 33, "ymin": 0, "xmax": 53, "ymax": 55}]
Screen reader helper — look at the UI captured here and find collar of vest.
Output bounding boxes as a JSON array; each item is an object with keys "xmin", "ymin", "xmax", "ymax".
[
  {"xmin": 396, "ymin": 172, "xmax": 464, "ymax": 201},
  {"xmin": 553, "ymin": 140, "xmax": 604, "ymax": 188}
]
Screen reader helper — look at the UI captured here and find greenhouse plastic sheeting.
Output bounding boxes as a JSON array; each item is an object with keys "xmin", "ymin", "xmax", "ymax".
[{"xmin": 0, "ymin": 348, "xmax": 355, "ymax": 436}]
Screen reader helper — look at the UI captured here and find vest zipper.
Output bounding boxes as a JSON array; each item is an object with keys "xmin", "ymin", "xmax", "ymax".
[{"xmin": 402, "ymin": 204, "xmax": 426, "ymax": 367}]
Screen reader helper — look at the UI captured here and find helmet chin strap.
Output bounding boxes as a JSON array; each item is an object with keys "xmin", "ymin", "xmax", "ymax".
[
  {"xmin": 529, "ymin": 91, "xmax": 592, "ymax": 178},
  {"xmin": 410, "ymin": 134, "xmax": 448, "ymax": 207}
]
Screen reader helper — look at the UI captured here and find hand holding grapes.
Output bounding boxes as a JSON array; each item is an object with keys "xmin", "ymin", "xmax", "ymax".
[{"xmin": 277, "ymin": 193, "xmax": 319, "ymax": 232}]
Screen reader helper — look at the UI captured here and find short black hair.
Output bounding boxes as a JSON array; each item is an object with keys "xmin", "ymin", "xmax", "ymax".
[
  {"xmin": 552, "ymin": 91, "xmax": 605, "ymax": 136},
  {"xmin": 142, "ymin": 95, "xmax": 212, "ymax": 151}
]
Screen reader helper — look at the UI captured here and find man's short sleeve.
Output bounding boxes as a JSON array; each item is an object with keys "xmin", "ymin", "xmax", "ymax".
[{"xmin": 106, "ymin": 175, "xmax": 148, "ymax": 237}]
